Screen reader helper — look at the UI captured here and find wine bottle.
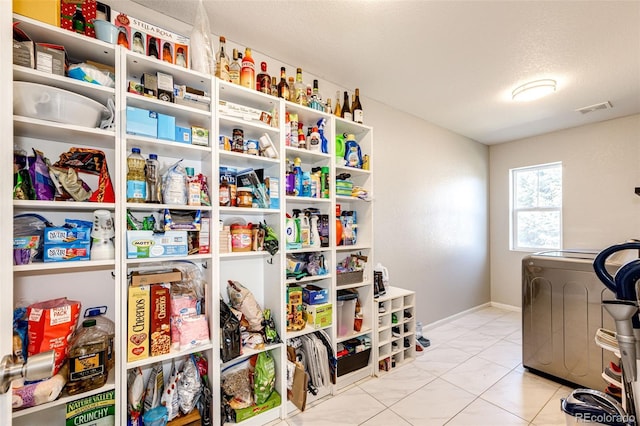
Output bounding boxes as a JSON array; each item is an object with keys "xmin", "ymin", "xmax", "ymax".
[
  {"xmin": 334, "ymin": 91, "xmax": 342, "ymax": 117},
  {"xmin": 352, "ymin": 88, "xmax": 364, "ymax": 124},
  {"xmin": 325, "ymin": 98, "xmax": 332, "ymax": 114},
  {"xmin": 342, "ymin": 91, "xmax": 352, "ymax": 121},
  {"xmin": 294, "ymin": 68, "xmax": 307, "ymax": 105},
  {"xmin": 72, "ymin": 5, "xmax": 86, "ymax": 34},
  {"xmin": 256, "ymin": 62, "xmax": 271, "ymax": 94},
  {"xmin": 270, "ymin": 76, "xmax": 278, "ymax": 97},
  {"xmin": 229, "ymin": 49, "xmax": 241, "ymax": 84},
  {"xmin": 240, "ymin": 47, "xmax": 255, "ymax": 89},
  {"xmin": 277, "ymin": 67, "xmax": 290, "ymax": 99},
  {"xmin": 215, "ymin": 36, "xmax": 230, "ymax": 82}
]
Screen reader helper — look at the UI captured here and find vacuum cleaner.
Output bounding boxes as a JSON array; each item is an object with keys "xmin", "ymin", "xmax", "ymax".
[{"xmin": 562, "ymin": 242, "xmax": 640, "ymax": 426}]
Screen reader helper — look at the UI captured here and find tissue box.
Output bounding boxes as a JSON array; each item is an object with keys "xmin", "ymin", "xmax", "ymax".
[
  {"xmin": 126, "ymin": 231, "xmax": 188, "ymax": 258},
  {"xmin": 303, "ymin": 285, "xmax": 329, "ymax": 305},
  {"xmin": 126, "ymin": 106, "xmax": 157, "ymax": 138}
]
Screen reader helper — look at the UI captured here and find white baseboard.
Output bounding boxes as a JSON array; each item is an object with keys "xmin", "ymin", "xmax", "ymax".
[
  {"xmin": 423, "ymin": 302, "xmax": 521, "ymax": 331},
  {"xmin": 490, "ymin": 301, "xmax": 521, "ymax": 312}
]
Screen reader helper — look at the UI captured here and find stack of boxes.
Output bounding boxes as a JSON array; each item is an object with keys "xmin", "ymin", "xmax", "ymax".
[
  {"xmin": 43, "ymin": 225, "xmax": 91, "ymax": 262},
  {"xmin": 302, "ymin": 285, "xmax": 332, "ymax": 329}
]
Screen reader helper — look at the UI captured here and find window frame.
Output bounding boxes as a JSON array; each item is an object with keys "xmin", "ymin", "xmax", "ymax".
[{"xmin": 509, "ymin": 162, "xmax": 563, "ymax": 252}]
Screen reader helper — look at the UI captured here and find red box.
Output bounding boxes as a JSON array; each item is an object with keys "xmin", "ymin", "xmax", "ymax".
[
  {"xmin": 60, "ymin": 0, "xmax": 97, "ymax": 38},
  {"xmin": 150, "ymin": 284, "xmax": 171, "ymax": 356}
]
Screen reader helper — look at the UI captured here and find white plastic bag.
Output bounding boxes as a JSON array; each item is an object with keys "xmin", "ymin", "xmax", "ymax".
[{"xmin": 190, "ymin": 0, "xmax": 215, "ymax": 74}]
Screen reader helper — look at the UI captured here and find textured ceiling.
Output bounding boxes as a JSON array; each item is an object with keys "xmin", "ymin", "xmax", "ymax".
[{"xmin": 131, "ymin": 0, "xmax": 640, "ymax": 144}]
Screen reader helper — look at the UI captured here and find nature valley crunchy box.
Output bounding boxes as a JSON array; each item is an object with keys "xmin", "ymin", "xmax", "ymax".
[
  {"xmin": 66, "ymin": 389, "xmax": 115, "ymax": 426},
  {"xmin": 127, "ymin": 285, "xmax": 149, "ymax": 362}
]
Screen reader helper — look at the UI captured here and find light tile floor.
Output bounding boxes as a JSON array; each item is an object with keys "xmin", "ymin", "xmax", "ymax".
[{"xmin": 272, "ymin": 306, "xmax": 575, "ymax": 425}]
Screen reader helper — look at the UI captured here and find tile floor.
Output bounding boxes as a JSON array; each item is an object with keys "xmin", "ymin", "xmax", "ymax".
[{"xmin": 272, "ymin": 305, "xmax": 575, "ymax": 425}]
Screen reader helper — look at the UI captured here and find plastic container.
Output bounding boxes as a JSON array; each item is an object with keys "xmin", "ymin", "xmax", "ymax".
[
  {"xmin": 236, "ymin": 187, "xmax": 253, "ymax": 207},
  {"xmin": 127, "ymin": 148, "xmax": 146, "ymax": 203},
  {"xmin": 337, "ymin": 293, "xmax": 358, "ymax": 337},
  {"xmin": 66, "ymin": 319, "xmax": 108, "ymax": 395},
  {"xmin": 231, "ymin": 224, "xmax": 253, "ymax": 252},
  {"xmin": 145, "ymin": 154, "xmax": 160, "ymax": 203},
  {"xmin": 84, "ymin": 306, "xmax": 115, "ymax": 372},
  {"xmin": 93, "ymin": 19, "xmax": 122, "ymax": 44},
  {"xmin": 13, "ymin": 81, "xmax": 108, "ymax": 127}
]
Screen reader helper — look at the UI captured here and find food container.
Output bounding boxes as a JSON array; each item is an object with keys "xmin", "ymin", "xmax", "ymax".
[
  {"xmin": 230, "ymin": 224, "xmax": 252, "ymax": 252},
  {"xmin": 13, "ymin": 81, "xmax": 108, "ymax": 128}
]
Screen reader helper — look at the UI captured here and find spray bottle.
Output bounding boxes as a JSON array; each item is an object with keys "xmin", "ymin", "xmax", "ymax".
[
  {"xmin": 317, "ymin": 117, "xmax": 329, "ymax": 154},
  {"xmin": 310, "ymin": 215, "xmax": 321, "ymax": 248},
  {"xmin": 293, "ymin": 157, "xmax": 303, "ymax": 196}
]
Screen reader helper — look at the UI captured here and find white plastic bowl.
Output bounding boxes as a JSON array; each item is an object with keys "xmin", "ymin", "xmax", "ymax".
[{"xmin": 13, "ymin": 81, "xmax": 109, "ymax": 128}]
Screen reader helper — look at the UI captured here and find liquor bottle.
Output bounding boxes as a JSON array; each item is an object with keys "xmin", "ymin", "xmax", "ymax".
[
  {"xmin": 270, "ymin": 76, "xmax": 278, "ymax": 97},
  {"xmin": 352, "ymin": 88, "xmax": 364, "ymax": 123},
  {"xmin": 240, "ymin": 48, "xmax": 255, "ymax": 89},
  {"xmin": 294, "ymin": 68, "xmax": 307, "ymax": 105},
  {"xmin": 148, "ymin": 37, "xmax": 159, "ymax": 59},
  {"xmin": 215, "ymin": 36, "xmax": 230, "ymax": 82},
  {"xmin": 288, "ymin": 77, "xmax": 295, "ymax": 102},
  {"xmin": 229, "ymin": 49, "xmax": 241, "ymax": 85},
  {"xmin": 334, "ymin": 91, "xmax": 342, "ymax": 117},
  {"xmin": 342, "ymin": 91, "xmax": 352, "ymax": 121},
  {"xmin": 325, "ymin": 98, "xmax": 332, "ymax": 114},
  {"xmin": 278, "ymin": 67, "xmax": 290, "ymax": 99},
  {"xmin": 256, "ymin": 62, "xmax": 271, "ymax": 94},
  {"xmin": 72, "ymin": 5, "xmax": 86, "ymax": 34}
]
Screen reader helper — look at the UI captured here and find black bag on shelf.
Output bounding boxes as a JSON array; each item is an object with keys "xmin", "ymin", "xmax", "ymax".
[{"xmin": 220, "ymin": 298, "xmax": 241, "ymax": 362}]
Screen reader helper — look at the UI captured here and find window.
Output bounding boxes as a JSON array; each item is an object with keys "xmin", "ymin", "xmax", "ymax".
[{"xmin": 510, "ymin": 162, "xmax": 562, "ymax": 251}]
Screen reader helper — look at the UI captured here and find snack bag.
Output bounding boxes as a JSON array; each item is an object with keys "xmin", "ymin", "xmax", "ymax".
[{"xmin": 27, "ymin": 297, "xmax": 81, "ymax": 375}]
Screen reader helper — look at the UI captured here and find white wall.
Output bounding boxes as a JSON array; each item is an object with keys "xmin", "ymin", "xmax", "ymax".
[
  {"xmin": 489, "ymin": 114, "xmax": 640, "ymax": 307},
  {"xmin": 366, "ymin": 102, "xmax": 490, "ymax": 324}
]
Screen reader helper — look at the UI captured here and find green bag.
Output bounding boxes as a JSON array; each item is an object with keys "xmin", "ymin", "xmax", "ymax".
[{"xmin": 253, "ymin": 351, "xmax": 275, "ymax": 404}]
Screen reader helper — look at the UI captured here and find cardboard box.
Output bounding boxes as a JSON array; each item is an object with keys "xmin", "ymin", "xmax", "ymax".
[
  {"xmin": 150, "ymin": 284, "xmax": 171, "ymax": 356},
  {"xmin": 60, "ymin": 0, "xmax": 97, "ymax": 38},
  {"xmin": 157, "ymin": 71, "xmax": 174, "ymax": 102},
  {"xmin": 218, "ymin": 100, "xmax": 271, "ymax": 125},
  {"xmin": 304, "ymin": 303, "xmax": 332, "ymax": 329},
  {"xmin": 13, "ymin": 0, "xmax": 60, "ymax": 27},
  {"xmin": 44, "ymin": 226, "xmax": 91, "ymax": 244},
  {"xmin": 175, "ymin": 97, "xmax": 209, "ymax": 111},
  {"xmin": 36, "ymin": 43, "xmax": 67, "ymax": 75},
  {"xmin": 127, "ymin": 285, "xmax": 149, "ymax": 362},
  {"xmin": 126, "ymin": 106, "xmax": 158, "ymax": 138},
  {"xmin": 65, "ymin": 389, "xmax": 115, "ymax": 426},
  {"xmin": 233, "ymin": 391, "xmax": 281, "ymax": 423},
  {"xmin": 43, "ymin": 243, "xmax": 90, "ymax": 262},
  {"xmin": 175, "ymin": 126, "xmax": 191, "ymax": 143},
  {"xmin": 157, "ymin": 113, "xmax": 176, "ymax": 141},
  {"xmin": 166, "ymin": 409, "xmax": 201, "ymax": 426},
  {"xmin": 191, "ymin": 126, "xmax": 209, "ymax": 146},
  {"xmin": 287, "ymin": 285, "xmax": 304, "ymax": 331},
  {"xmin": 265, "ymin": 177, "xmax": 279, "ymax": 209},
  {"xmin": 13, "ymin": 24, "xmax": 34, "ymax": 68},
  {"xmin": 199, "ymin": 217, "xmax": 210, "ymax": 254},
  {"xmin": 126, "ymin": 230, "xmax": 188, "ymax": 259},
  {"xmin": 111, "ymin": 10, "xmax": 189, "ymax": 68},
  {"xmin": 303, "ymin": 285, "xmax": 329, "ymax": 305},
  {"xmin": 130, "ymin": 269, "xmax": 182, "ymax": 286},
  {"xmin": 141, "ymin": 72, "xmax": 157, "ymax": 97}
]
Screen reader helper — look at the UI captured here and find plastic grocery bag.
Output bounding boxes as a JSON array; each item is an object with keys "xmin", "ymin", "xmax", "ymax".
[{"xmin": 190, "ymin": 0, "xmax": 215, "ymax": 74}]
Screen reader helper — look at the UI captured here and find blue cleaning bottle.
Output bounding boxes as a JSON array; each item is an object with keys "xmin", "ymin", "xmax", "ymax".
[
  {"xmin": 293, "ymin": 157, "xmax": 303, "ymax": 196},
  {"xmin": 344, "ymin": 134, "xmax": 362, "ymax": 168},
  {"xmin": 317, "ymin": 117, "xmax": 329, "ymax": 154}
]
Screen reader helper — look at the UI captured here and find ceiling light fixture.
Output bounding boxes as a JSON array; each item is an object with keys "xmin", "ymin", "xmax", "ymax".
[{"xmin": 512, "ymin": 79, "xmax": 557, "ymax": 102}]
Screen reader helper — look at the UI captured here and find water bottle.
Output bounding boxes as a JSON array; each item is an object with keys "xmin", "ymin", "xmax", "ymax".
[
  {"xmin": 126, "ymin": 148, "xmax": 146, "ymax": 203},
  {"xmin": 145, "ymin": 153, "xmax": 160, "ymax": 203}
]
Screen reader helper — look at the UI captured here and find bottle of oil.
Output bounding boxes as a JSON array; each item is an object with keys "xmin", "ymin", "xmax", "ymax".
[
  {"xmin": 127, "ymin": 148, "xmax": 146, "ymax": 203},
  {"xmin": 66, "ymin": 319, "xmax": 108, "ymax": 395}
]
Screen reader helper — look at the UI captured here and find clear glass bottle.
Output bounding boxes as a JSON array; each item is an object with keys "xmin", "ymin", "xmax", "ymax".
[
  {"xmin": 240, "ymin": 47, "xmax": 255, "ymax": 90},
  {"xmin": 256, "ymin": 61, "xmax": 271, "ymax": 94},
  {"xmin": 325, "ymin": 98, "xmax": 332, "ymax": 114},
  {"xmin": 145, "ymin": 153, "xmax": 160, "ymax": 203},
  {"xmin": 229, "ymin": 48, "xmax": 241, "ymax": 85},
  {"xmin": 66, "ymin": 319, "xmax": 108, "ymax": 395},
  {"xmin": 352, "ymin": 88, "xmax": 364, "ymax": 123},
  {"xmin": 334, "ymin": 91, "xmax": 342, "ymax": 117},
  {"xmin": 342, "ymin": 91, "xmax": 352, "ymax": 121},
  {"xmin": 278, "ymin": 67, "xmax": 290, "ymax": 99},
  {"xmin": 294, "ymin": 68, "xmax": 307, "ymax": 105},
  {"xmin": 127, "ymin": 148, "xmax": 146, "ymax": 203},
  {"xmin": 215, "ymin": 36, "xmax": 230, "ymax": 82}
]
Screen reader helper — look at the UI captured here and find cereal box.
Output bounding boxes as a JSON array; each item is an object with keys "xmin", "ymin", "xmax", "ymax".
[
  {"xmin": 150, "ymin": 284, "xmax": 171, "ymax": 357},
  {"xmin": 127, "ymin": 285, "xmax": 149, "ymax": 362},
  {"xmin": 111, "ymin": 11, "xmax": 189, "ymax": 68}
]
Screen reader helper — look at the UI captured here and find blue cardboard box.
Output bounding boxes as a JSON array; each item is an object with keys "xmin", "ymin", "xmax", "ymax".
[
  {"xmin": 303, "ymin": 285, "xmax": 330, "ymax": 305},
  {"xmin": 175, "ymin": 126, "xmax": 191, "ymax": 143},
  {"xmin": 43, "ymin": 226, "xmax": 91, "ymax": 244},
  {"xmin": 157, "ymin": 113, "xmax": 176, "ymax": 141},
  {"xmin": 126, "ymin": 106, "xmax": 157, "ymax": 138}
]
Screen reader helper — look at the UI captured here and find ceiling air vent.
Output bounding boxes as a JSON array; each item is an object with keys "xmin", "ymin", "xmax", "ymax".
[{"xmin": 575, "ymin": 101, "xmax": 613, "ymax": 114}]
